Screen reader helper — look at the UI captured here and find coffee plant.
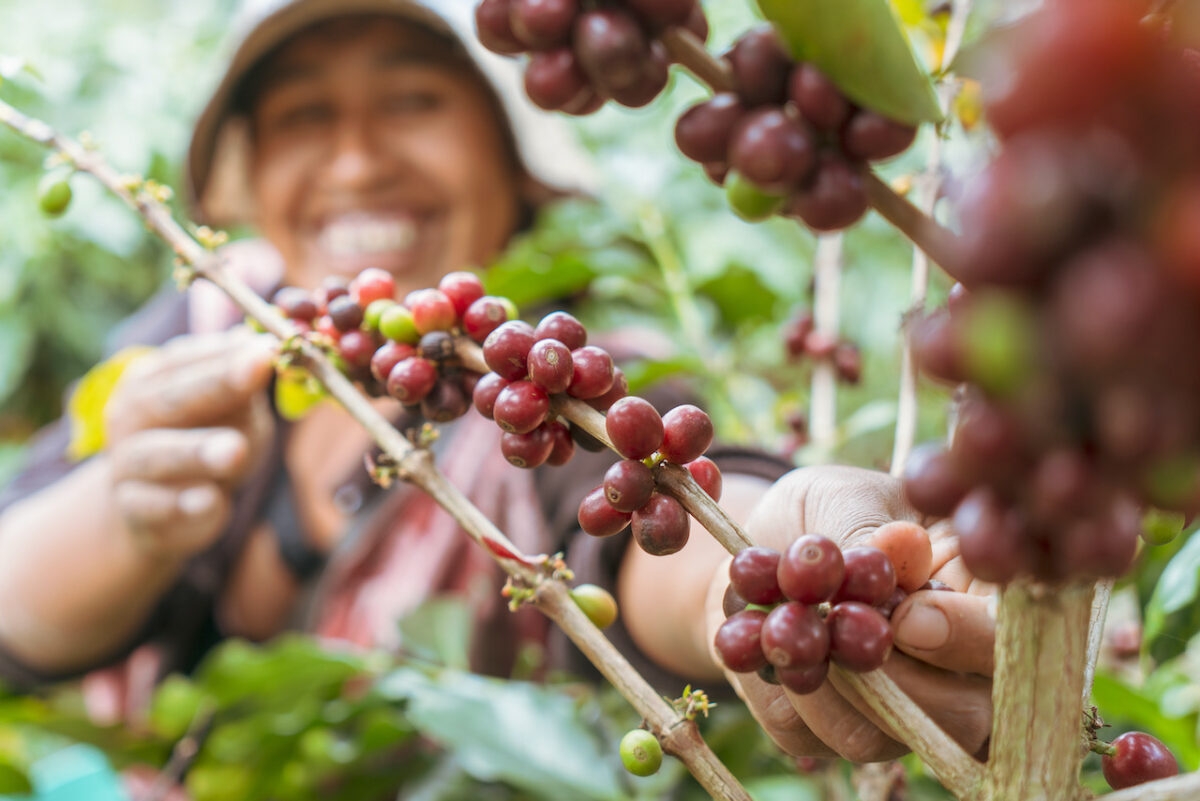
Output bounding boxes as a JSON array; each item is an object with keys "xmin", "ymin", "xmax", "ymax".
[{"xmin": 2, "ymin": 1, "xmax": 1200, "ymax": 800}]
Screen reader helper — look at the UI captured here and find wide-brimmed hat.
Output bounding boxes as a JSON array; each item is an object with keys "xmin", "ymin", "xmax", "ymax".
[{"xmin": 187, "ymin": 0, "xmax": 596, "ymax": 225}]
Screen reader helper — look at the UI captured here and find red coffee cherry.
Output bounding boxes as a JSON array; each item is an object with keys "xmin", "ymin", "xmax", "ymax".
[
  {"xmin": 545, "ymin": 419, "xmax": 575, "ymax": 466},
  {"xmin": 484, "ymin": 320, "xmax": 537, "ymax": 381},
  {"xmin": 574, "ymin": 8, "xmax": 650, "ymax": 94},
  {"xmin": 605, "ymin": 397, "xmax": 664, "ymax": 460},
  {"xmin": 328, "ymin": 295, "xmax": 365, "ymax": 333},
  {"xmin": 437, "ymin": 271, "xmax": 485, "ymax": 318},
  {"xmin": 660, "ymin": 404, "xmax": 714, "ymax": 464},
  {"xmin": 834, "ymin": 547, "xmax": 897, "ymax": 607},
  {"xmin": 417, "ymin": 330, "xmax": 456, "ymax": 363},
  {"xmin": 622, "ymin": 0, "xmax": 695, "ymax": 28},
  {"xmin": 371, "ymin": 341, "xmax": 415, "ymax": 384},
  {"xmin": 604, "ymin": 459, "xmax": 656, "ymax": 513},
  {"xmin": 387, "ymin": 357, "xmax": 438, "ymax": 404},
  {"xmin": 492, "ymin": 380, "xmax": 551, "ymax": 434},
  {"xmin": 776, "ymin": 661, "xmax": 828, "ymax": 694},
  {"xmin": 1102, "ymin": 732, "xmax": 1179, "ymax": 790},
  {"xmin": 578, "ymin": 486, "xmax": 632, "ymax": 537},
  {"xmin": 586, "ymin": 367, "xmax": 628, "ymax": 412},
  {"xmin": 407, "ymin": 288, "xmax": 457, "ymax": 334},
  {"xmin": 761, "ymin": 602, "xmax": 830, "ymax": 669},
  {"xmin": 788, "ymin": 63, "xmax": 850, "ymax": 132},
  {"xmin": 472, "ymin": 372, "xmax": 510, "ymax": 419},
  {"xmin": 501, "ymin": 425, "xmax": 556, "ymax": 468},
  {"xmin": 317, "ymin": 276, "xmax": 350, "ymax": 310},
  {"xmin": 685, "ymin": 456, "xmax": 722, "ymax": 501},
  {"xmin": 273, "ymin": 286, "xmax": 319, "ymax": 322},
  {"xmin": 420, "ymin": 378, "xmax": 470, "ymax": 423},
  {"xmin": 785, "ymin": 153, "xmax": 869, "ymax": 232},
  {"xmin": 534, "ymin": 311, "xmax": 587, "ymax": 349},
  {"xmin": 509, "ymin": 0, "xmax": 578, "ymax": 50},
  {"xmin": 725, "ymin": 26, "xmax": 792, "ymax": 108},
  {"xmin": 338, "ymin": 330, "xmax": 376, "ymax": 369},
  {"xmin": 525, "ymin": 48, "xmax": 594, "ymax": 112},
  {"xmin": 631, "ymin": 493, "xmax": 690, "ymax": 555},
  {"xmin": 840, "ymin": 110, "xmax": 917, "ymax": 161},
  {"xmin": 827, "ymin": 602, "xmax": 893, "ymax": 672},
  {"xmin": 567, "ymin": 346, "xmax": 616, "ymax": 399},
  {"xmin": 476, "ymin": 0, "xmax": 525, "ymax": 54},
  {"xmin": 527, "ymin": 338, "xmax": 574, "ymax": 393},
  {"xmin": 675, "ymin": 93, "xmax": 746, "ymax": 164},
  {"xmin": 777, "ymin": 534, "xmax": 844, "ymax": 604},
  {"xmin": 464, "ymin": 296, "xmax": 514, "ymax": 343},
  {"xmin": 350, "ymin": 267, "xmax": 396, "ymax": 308},
  {"xmin": 902, "ymin": 443, "xmax": 968, "ymax": 518},
  {"xmin": 714, "ymin": 609, "xmax": 768, "ymax": 672},
  {"xmin": 729, "ymin": 546, "xmax": 784, "ymax": 605},
  {"xmin": 728, "ymin": 108, "xmax": 817, "ymax": 195}
]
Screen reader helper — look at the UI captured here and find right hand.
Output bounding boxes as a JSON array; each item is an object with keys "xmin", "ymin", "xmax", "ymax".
[{"xmin": 103, "ymin": 329, "xmax": 277, "ymax": 560}]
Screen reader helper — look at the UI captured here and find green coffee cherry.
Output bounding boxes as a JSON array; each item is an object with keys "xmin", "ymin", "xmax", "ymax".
[
  {"xmin": 498, "ymin": 296, "xmax": 519, "ymax": 321},
  {"xmin": 37, "ymin": 172, "xmax": 73, "ymax": 217},
  {"xmin": 620, "ymin": 729, "xmax": 663, "ymax": 777},
  {"xmin": 961, "ymin": 292, "xmax": 1036, "ymax": 397},
  {"xmin": 363, "ymin": 299, "xmax": 396, "ymax": 332},
  {"xmin": 380, "ymin": 304, "xmax": 419, "ymax": 343},
  {"xmin": 570, "ymin": 584, "xmax": 618, "ymax": 629},
  {"xmin": 149, "ymin": 675, "xmax": 203, "ymax": 740},
  {"xmin": 1141, "ymin": 507, "xmax": 1187, "ymax": 546},
  {"xmin": 725, "ymin": 172, "xmax": 786, "ymax": 222}
]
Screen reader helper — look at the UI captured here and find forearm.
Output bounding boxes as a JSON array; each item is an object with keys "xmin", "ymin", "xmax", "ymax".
[
  {"xmin": 616, "ymin": 473, "xmax": 771, "ymax": 682},
  {"xmin": 0, "ymin": 458, "xmax": 185, "ymax": 674}
]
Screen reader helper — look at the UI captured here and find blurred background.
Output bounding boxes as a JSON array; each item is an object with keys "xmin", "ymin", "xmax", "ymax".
[{"xmin": 0, "ymin": 1, "xmax": 1197, "ymax": 800}]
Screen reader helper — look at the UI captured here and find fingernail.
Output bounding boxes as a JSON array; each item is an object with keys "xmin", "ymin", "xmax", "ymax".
[
  {"xmin": 178, "ymin": 486, "xmax": 215, "ymax": 517},
  {"xmin": 201, "ymin": 432, "xmax": 243, "ymax": 471},
  {"xmin": 894, "ymin": 603, "xmax": 950, "ymax": 651}
]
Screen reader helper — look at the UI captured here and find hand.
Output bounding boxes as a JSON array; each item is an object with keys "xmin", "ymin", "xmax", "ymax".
[
  {"xmin": 102, "ymin": 329, "xmax": 277, "ymax": 560},
  {"xmin": 704, "ymin": 465, "xmax": 996, "ymax": 762}
]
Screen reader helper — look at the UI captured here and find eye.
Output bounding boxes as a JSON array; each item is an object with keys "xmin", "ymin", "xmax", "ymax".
[
  {"xmin": 275, "ymin": 102, "xmax": 334, "ymax": 129},
  {"xmin": 380, "ymin": 91, "xmax": 442, "ymax": 114}
]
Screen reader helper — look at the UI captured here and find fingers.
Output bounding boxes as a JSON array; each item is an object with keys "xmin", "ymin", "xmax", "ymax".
[
  {"xmin": 114, "ymin": 479, "xmax": 231, "ymax": 558},
  {"xmin": 785, "ymin": 676, "xmax": 910, "ymax": 762},
  {"xmin": 891, "ymin": 590, "xmax": 997, "ymax": 676},
  {"xmin": 110, "ymin": 428, "xmax": 251, "ymax": 485},
  {"xmin": 105, "ymin": 332, "xmax": 276, "ymax": 440},
  {"xmin": 726, "ymin": 671, "xmax": 839, "ymax": 758}
]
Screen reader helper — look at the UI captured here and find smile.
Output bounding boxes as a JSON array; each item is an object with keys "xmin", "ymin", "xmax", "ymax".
[{"xmin": 316, "ymin": 214, "xmax": 418, "ymax": 257}]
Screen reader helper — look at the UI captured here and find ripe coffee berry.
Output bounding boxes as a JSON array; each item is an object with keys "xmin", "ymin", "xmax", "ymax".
[
  {"xmin": 534, "ymin": 311, "xmax": 587, "ymax": 349},
  {"xmin": 902, "ymin": 443, "xmax": 968, "ymax": 518},
  {"xmin": 510, "ymin": 0, "xmax": 577, "ymax": 50},
  {"xmin": 725, "ymin": 26, "xmax": 792, "ymax": 107},
  {"xmin": 524, "ymin": 49, "xmax": 593, "ymax": 111},
  {"xmin": 776, "ymin": 661, "xmax": 828, "ymax": 695},
  {"xmin": 544, "ymin": 420, "xmax": 575, "ymax": 466},
  {"xmin": 606, "ymin": 397, "xmax": 665, "ymax": 460},
  {"xmin": 675, "ymin": 93, "xmax": 746, "ymax": 164},
  {"xmin": 437, "ymin": 271, "xmax": 485, "ymax": 317},
  {"xmin": 789, "ymin": 63, "xmax": 850, "ymax": 132},
  {"xmin": 501, "ymin": 425, "xmax": 555, "ymax": 468},
  {"xmin": 714, "ymin": 609, "xmax": 768, "ymax": 672},
  {"xmin": 371, "ymin": 341, "xmax": 415, "ymax": 384},
  {"xmin": 786, "ymin": 155, "xmax": 869, "ymax": 232},
  {"xmin": 604, "ymin": 459, "xmax": 656, "ymax": 513},
  {"xmin": 660, "ymin": 404, "xmax": 714, "ymax": 464},
  {"xmin": 729, "ymin": 546, "xmax": 784, "ymax": 605},
  {"xmin": 387, "ymin": 357, "xmax": 438, "ymax": 404},
  {"xmin": 1102, "ymin": 732, "xmax": 1179, "ymax": 790},
  {"xmin": 417, "ymin": 330, "xmax": 456, "ymax": 362},
  {"xmin": 527, "ymin": 339, "xmax": 574, "ymax": 393},
  {"xmin": 623, "ymin": 0, "xmax": 694, "ymax": 28},
  {"xmin": 686, "ymin": 457, "xmax": 723, "ymax": 501},
  {"xmin": 315, "ymin": 315, "xmax": 341, "ymax": 343},
  {"xmin": 777, "ymin": 535, "xmax": 844, "ymax": 604},
  {"xmin": 407, "ymin": 289, "xmax": 457, "ymax": 334},
  {"xmin": 463, "ymin": 296, "xmax": 514, "ymax": 342},
  {"xmin": 567, "ymin": 346, "xmax": 615, "ymax": 399},
  {"xmin": 472, "ymin": 372, "xmax": 510, "ymax": 419},
  {"xmin": 328, "ymin": 295, "xmax": 365, "ymax": 332},
  {"xmin": 761, "ymin": 602, "xmax": 830, "ymax": 669},
  {"xmin": 273, "ymin": 287, "xmax": 319, "ymax": 322},
  {"xmin": 586, "ymin": 366, "xmax": 628, "ymax": 412},
  {"xmin": 317, "ymin": 276, "xmax": 349, "ymax": 309},
  {"xmin": 578, "ymin": 486, "xmax": 632, "ymax": 537},
  {"xmin": 574, "ymin": 8, "xmax": 650, "ymax": 94},
  {"xmin": 827, "ymin": 602, "xmax": 893, "ymax": 672},
  {"xmin": 492, "ymin": 380, "xmax": 550, "ymax": 434},
  {"xmin": 475, "ymin": 0, "xmax": 524, "ymax": 54},
  {"xmin": 421, "ymin": 378, "xmax": 470, "ymax": 423},
  {"xmin": 350, "ymin": 267, "xmax": 395, "ymax": 308},
  {"xmin": 840, "ymin": 111, "xmax": 917, "ymax": 162},
  {"xmin": 484, "ymin": 320, "xmax": 537, "ymax": 380},
  {"xmin": 729, "ymin": 108, "xmax": 817, "ymax": 194},
  {"xmin": 834, "ymin": 547, "xmax": 897, "ymax": 606},
  {"xmin": 631, "ymin": 493, "xmax": 690, "ymax": 555},
  {"xmin": 338, "ymin": 330, "xmax": 376, "ymax": 369}
]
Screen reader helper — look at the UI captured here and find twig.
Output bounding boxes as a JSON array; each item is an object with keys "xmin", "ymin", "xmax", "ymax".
[
  {"xmin": 1083, "ymin": 578, "xmax": 1114, "ymax": 704},
  {"xmin": 809, "ymin": 234, "xmax": 843, "ymax": 457},
  {"xmin": 145, "ymin": 705, "xmax": 215, "ymax": 801},
  {"xmin": 0, "ymin": 99, "xmax": 751, "ymax": 801},
  {"xmin": 661, "ymin": 27, "xmax": 734, "ymax": 92},
  {"xmin": 1098, "ymin": 770, "xmax": 1200, "ymax": 801}
]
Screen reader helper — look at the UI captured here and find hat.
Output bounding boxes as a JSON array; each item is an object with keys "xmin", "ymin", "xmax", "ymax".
[{"xmin": 187, "ymin": 0, "xmax": 597, "ymax": 225}]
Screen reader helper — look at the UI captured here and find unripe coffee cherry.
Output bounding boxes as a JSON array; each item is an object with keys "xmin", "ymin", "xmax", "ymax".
[
  {"xmin": 619, "ymin": 730, "xmax": 663, "ymax": 777},
  {"xmin": 570, "ymin": 583, "xmax": 618, "ymax": 629},
  {"xmin": 38, "ymin": 173, "xmax": 73, "ymax": 217}
]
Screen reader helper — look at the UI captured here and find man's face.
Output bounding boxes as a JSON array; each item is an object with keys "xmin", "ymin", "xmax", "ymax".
[{"xmin": 249, "ymin": 18, "xmax": 522, "ymax": 293}]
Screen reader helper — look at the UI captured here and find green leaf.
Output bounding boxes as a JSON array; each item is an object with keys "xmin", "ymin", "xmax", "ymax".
[
  {"xmin": 1144, "ymin": 530, "xmax": 1200, "ymax": 647},
  {"xmin": 0, "ymin": 55, "xmax": 42, "ymax": 84},
  {"xmin": 621, "ymin": 355, "xmax": 703, "ymax": 394},
  {"xmin": 0, "ymin": 758, "xmax": 32, "ymax": 795},
  {"xmin": 743, "ymin": 774, "xmax": 822, "ymax": 801},
  {"xmin": 1091, "ymin": 672, "xmax": 1200, "ymax": 770},
  {"xmin": 758, "ymin": 0, "xmax": 941, "ymax": 125},
  {"xmin": 395, "ymin": 598, "xmax": 473, "ymax": 671},
  {"xmin": 378, "ymin": 668, "xmax": 625, "ymax": 801},
  {"xmin": 695, "ymin": 265, "xmax": 781, "ymax": 329}
]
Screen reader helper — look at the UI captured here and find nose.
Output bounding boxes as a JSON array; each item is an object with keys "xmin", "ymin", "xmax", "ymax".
[{"xmin": 325, "ymin": 112, "xmax": 384, "ymax": 191}]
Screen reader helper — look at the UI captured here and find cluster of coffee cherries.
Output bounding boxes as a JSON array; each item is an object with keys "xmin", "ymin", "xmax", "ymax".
[
  {"xmin": 674, "ymin": 25, "xmax": 917, "ymax": 229},
  {"xmin": 475, "ymin": 0, "xmax": 707, "ymax": 112},
  {"xmin": 903, "ymin": 0, "xmax": 1200, "ymax": 584},
  {"xmin": 576, "ymin": 403, "xmax": 719, "ymax": 556},
  {"xmin": 781, "ymin": 308, "xmax": 862, "ymax": 384},
  {"xmin": 714, "ymin": 535, "xmax": 907, "ymax": 693}
]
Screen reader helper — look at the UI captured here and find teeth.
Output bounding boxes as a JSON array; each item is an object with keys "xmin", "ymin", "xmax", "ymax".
[{"xmin": 318, "ymin": 216, "xmax": 416, "ymax": 257}]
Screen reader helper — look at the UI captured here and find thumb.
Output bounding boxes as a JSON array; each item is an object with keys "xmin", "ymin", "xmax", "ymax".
[{"xmin": 890, "ymin": 590, "xmax": 997, "ymax": 676}]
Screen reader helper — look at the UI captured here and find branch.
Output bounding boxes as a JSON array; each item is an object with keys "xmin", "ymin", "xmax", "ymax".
[
  {"xmin": 1083, "ymin": 578, "xmax": 1114, "ymax": 704},
  {"xmin": 1099, "ymin": 771, "xmax": 1200, "ymax": 801},
  {"xmin": 145, "ymin": 705, "xmax": 215, "ymax": 801},
  {"xmin": 660, "ymin": 27, "xmax": 964, "ymax": 275},
  {"xmin": 0, "ymin": 99, "xmax": 751, "ymax": 801}
]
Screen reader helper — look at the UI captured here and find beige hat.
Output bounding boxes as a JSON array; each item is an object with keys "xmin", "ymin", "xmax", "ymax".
[{"xmin": 187, "ymin": 0, "xmax": 597, "ymax": 225}]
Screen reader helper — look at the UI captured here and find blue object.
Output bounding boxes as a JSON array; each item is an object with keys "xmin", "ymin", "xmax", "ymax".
[{"xmin": 0, "ymin": 745, "xmax": 130, "ymax": 801}]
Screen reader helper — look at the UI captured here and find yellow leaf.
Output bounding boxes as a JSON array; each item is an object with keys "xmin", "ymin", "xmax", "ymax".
[
  {"xmin": 66, "ymin": 346, "xmax": 154, "ymax": 461},
  {"xmin": 275, "ymin": 367, "xmax": 328, "ymax": 421}
]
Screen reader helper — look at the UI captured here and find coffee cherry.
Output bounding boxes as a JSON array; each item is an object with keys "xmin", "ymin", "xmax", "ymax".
[
  {"xmin": 273, "ymin": 287, "xmax": 320, "ymax": 322},
  {"xmin": 623, "ymin": 0, "xmax": 694, "ymax": 28},
  {"xmin": 338, "ymin": 330, "xmax": 376, "ymax": 370},
  {"xmin": 902, "ymin": 443, "xmax": 968, "ymax": 518},
  {"xmin": 407, "ymin": 289, "xmax": 457, "ymax": 334},
  {"xmin": 911, "ymin": 308, "xmax": 966, "ymax": 384},
  {"xmin": 37, "ymin": 173, "xmax": 72, "ymax": 217},
  {"xmin": 725, "ymin": 26, "xmax": 792, "ymax": 107},
  {"xmin": 785, "ymin": 154, "xmax": 868, "ymax": 231},
  {"xmin": 379, "ymin": 304, "xmax": 420, "ymax": 344},
  {"xmin": 725, "ymin": 171, "xmax": 787, "ymax": 222},
  {"xmin": 841, "ymin": 110, "xmax": 917, "ymax": 161},
  {"xmin": 776, "ymin": 661, "xmax": 829, "ymax": 694},
  {"xmin": 834, "ymin": 547, "xmax": 897, "ymax": 606},
  {"xmin": 604, "ymin": 459, "xmax": 656, "ymax": 513},
  {"xmin": 567, "ymin": 346, "xmax": 615, "ymax": 399},
  {"xmin": 954, "ymin": 487, "xmax": 1032, "ymax": 584},
  {"xmin": 578, "ymin": 486, "xmax": 632, "ymax": 537},
  {"xmin": 827, "ymin": 602, "xmax": 893, "ymax": 671},
  {"xmin": 722, "ymin": 584, "xmax": 748, "ymax": 618},
  {"xmin": 493, "ymin": 380, "xmax": 550, "ymax": 434},
  {"xmin": 729, "ymin": 546, "xmax": 784, "ymax": 605},
  {"xmin": 703, "ymin": 161, "xmax": 729, "ymax": 186},
  {"xmin": 350, "ymin": 268, "xmax": 395, "ymax": 308},
  {"xmin": 501, "ymin": 425, "xmax": 556, "ymax": 468},
  {"xmin": 484, "ymin": 320, "xmax": 537, "ymax": 380},
  {"xmin": 463, "ymin": 296, "xmax": 514, "ymax": 342},
  {"xmin": 833, "ymin": 342, "xmax": 863, "ymax": 384},
  {"xmin": 632, "ymin": 493, "xmax": 690, "ymax": 555},
  {"xmin": 387, "ymin": 357, "xmax": 438, "ymax": 404},
  {"xmin": 660, "ymin": 404, "xmax": 714, "ymax": 464},
  {"xmin": 315, "ymin": 315, "xmax": 341, "ymax": 343},
  {"xmin": 607, "ymin": 43, "xmax": 669, "ymax": 109},
  {"xmin": 789, "ymin": 63, "xmax": 850, "ymax": 131},
  {"xmin": 1102, "ymin": 732, "xmax": 1179, "ymax": 790},
  {"xmin": 778, "ymin": 534, "xmax": 844, "ymax": 604},
  {"xmin": 371, "ymin": 341, "xmax": 415, "ymax": 384},
  {"xmin": 606, "ymin": 397, "xmax": 665, "ymax": 460},
  {"xmin": 619, "ymin": 730, "xmax": 663, "ymax": 777},
  {"xmin": 510, "ymin": 0, "xmax": 577, "ymax": 50},
  {"xmin": 574, "ymin": 9, "xmax": 650, "ymax": 93},
  {"xmin": 685, "ymin": 457, "xmax": 723, "ymax": 501},
  {"xmin": 585, "ymin": 367, "xmax": 628, "ymax": 412},
  {"xmin": 328, "ymin": 295, "xmax": 365, "ymax": 332},
  {"xmin": 570, "ymin": 583, "xmax": 618, "ymax": 629},
  {"xmin": 545, "ymin": 419, "xmax": 575, "ymax": 465},
  {"xmin": 524, "ymin": 49, "xmax": 594, "ymax": 112},
  {"xmin": 473, "ymin": 372, "xmax": 510, "ymax": 419},
  {"xmin": 761, "ymin": 602, "xmax": 830, "ymax": 669},
  {"xmin": 877, "ymin": 587, "xmax": 909, "ymax": 618},
  {"xmin": 437, "ymin": 271, "xmax": 485, "ymax": 318},
  {"xmin": 362, "ymin": 299, "xmax": 396, "ymax": 333},
  {"xmin": 729, "ymin": 109, "xmax": 816, "ymax": 194},
  {"xmin": 417, "ymin": 330, "xmax": 456, "ymax": 362},
  {"xmin": 527, "ymin": 338, "xmax": 574, "ymax": 393},
  {"xmin": 714, "ymin": 609, "xmax": 768, "ymax": 672},
  {"xmin": 317, "ymin": 277, "xmax": 350, "ymax": 310},
  {"xmin": 421, "ymin": 378, "xmax": 471, "ymax": 423},
  {"xmin": 675, "ymin": 93, "xmax": 746, "ymax": 164},
  {"xmin": 476, "ymin": 0, "xmax": 525, "ymax": 54},
  {"xmin": 534, "ymin": 311, "xmax": 587, "ymax": 349}
]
